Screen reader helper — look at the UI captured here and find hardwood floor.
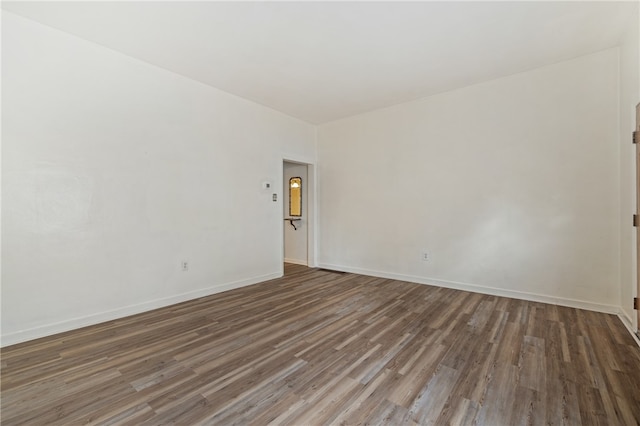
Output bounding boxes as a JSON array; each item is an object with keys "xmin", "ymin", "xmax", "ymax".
[{"xmin": 2, "ymin": 264, "xmax": 639, "ymax": 425}]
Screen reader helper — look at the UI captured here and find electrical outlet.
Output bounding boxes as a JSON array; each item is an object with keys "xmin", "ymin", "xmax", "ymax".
[
  {"xmin": 421, "ymin": 251, "xmax": 429, "ymax": 262},
  {"xmin": 181, "ymin": 260, "xmax": 189, "ymax": 271}
]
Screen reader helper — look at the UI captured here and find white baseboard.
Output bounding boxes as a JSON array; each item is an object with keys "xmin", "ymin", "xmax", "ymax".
[
  {"xmin": 317, "ymin": 263, "xmax": 621, "ymax": 314},
  {"xmin": 5, "ymin": 265, "xmax": 637, "ymax": 349},
  {"xmin": 284, "ymin": 258, "xmax": 308, "ymax": 266},
  {"xmin": 327, "ymin": 261, "xmax": 640, "ymax": 347},
  {"xmin": 618, "ymin": 312, "xmax": 640, "ymax": 347},
  {"xmin": 0, "ymin": 272, "xmax": 281, "ymax": 347}
]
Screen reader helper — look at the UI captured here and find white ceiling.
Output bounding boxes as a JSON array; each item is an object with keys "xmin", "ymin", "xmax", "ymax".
[{"xmin": 2, "ymin": 1, "xmax": 636, "ymax": 124}]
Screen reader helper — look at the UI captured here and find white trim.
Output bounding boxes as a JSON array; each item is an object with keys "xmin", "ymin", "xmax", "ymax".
[
  {"xmin": 284, "ymin": 258, "xmax": 308, "ymax": 266},
  {"xmin": 0, "ymin": 272, "xmax": 280, "ymax": 347},
  {"xmin": 318, "ymin": 266, "xmax": 640, "ymax": 347},
  {"xmin": 5, "ymin": 266, "xmax": 638, "ymax": 349},
  {"xmin": 307, "ymin": 162, "xmax": 317, "ymax": 268},
  {"xmin": 317, "ymin": 262, "xmax": 621, "ymax": 314},
  {"xmin": 618, "ymin": 311, "xmax": 640, "ymax": 347}
]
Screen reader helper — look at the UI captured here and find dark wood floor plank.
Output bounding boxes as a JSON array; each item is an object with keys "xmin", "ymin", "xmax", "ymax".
[{"xmin": 2, "ymin": 263, "xmax": 639, "ymax": 425}]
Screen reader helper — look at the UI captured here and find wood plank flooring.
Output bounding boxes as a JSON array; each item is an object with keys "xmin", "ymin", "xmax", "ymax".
[{"xmin": 2, "ymin": 264, "xmax": 639, "ymax": 425}]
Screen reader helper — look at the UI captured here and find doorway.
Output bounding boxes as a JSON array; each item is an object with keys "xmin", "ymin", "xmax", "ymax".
[
  {"xmin": 283, "ymin": 161, "xmax": 307, "ymax": 266},
  {"xmin": 282, "ymin": 159, "xmax": 315, "ymax": 273}
]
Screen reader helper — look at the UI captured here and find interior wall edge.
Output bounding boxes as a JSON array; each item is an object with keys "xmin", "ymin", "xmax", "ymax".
[{"xmin": 0, "ymin": 271, "xmax": 281, "ymax": 348}]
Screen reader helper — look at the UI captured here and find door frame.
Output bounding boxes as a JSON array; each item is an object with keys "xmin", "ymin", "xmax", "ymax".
[
  {"xmin": 280, "ymin": 156, "xmax": 317, "ymax": 276},
  {"xmin": 636, "ymin": 103, "xmax": 639, "ymax": 334}
]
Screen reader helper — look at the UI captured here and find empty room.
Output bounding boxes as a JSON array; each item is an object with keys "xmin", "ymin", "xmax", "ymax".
[{"xmin": 2, "ymin": 1, "xmax": 640, "ymax": 424}]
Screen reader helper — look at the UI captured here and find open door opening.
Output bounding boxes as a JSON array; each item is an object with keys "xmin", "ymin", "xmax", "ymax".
[{"xmin": 282, "ymin": 159, "xmax": 315, "ymax": 274}]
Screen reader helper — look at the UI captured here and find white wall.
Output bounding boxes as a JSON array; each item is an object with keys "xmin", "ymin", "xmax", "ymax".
[
  {"xmin": 1, "ymin": 12, "xmax": 316, "ymax": 346},
  {"xmin": 619, "ymin": 5, "xmax": 640, "ymax": 330},
  {"xmin": 283, "ymin": 162, "xmax": 308, "ymax": 265},
  {"xmin": 318, "ymin": 48, "xmax": 620, "ymax": 311},
  {"xmin": 2, "ymin": 10, "xmax": 635, "ymax": 347}
]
